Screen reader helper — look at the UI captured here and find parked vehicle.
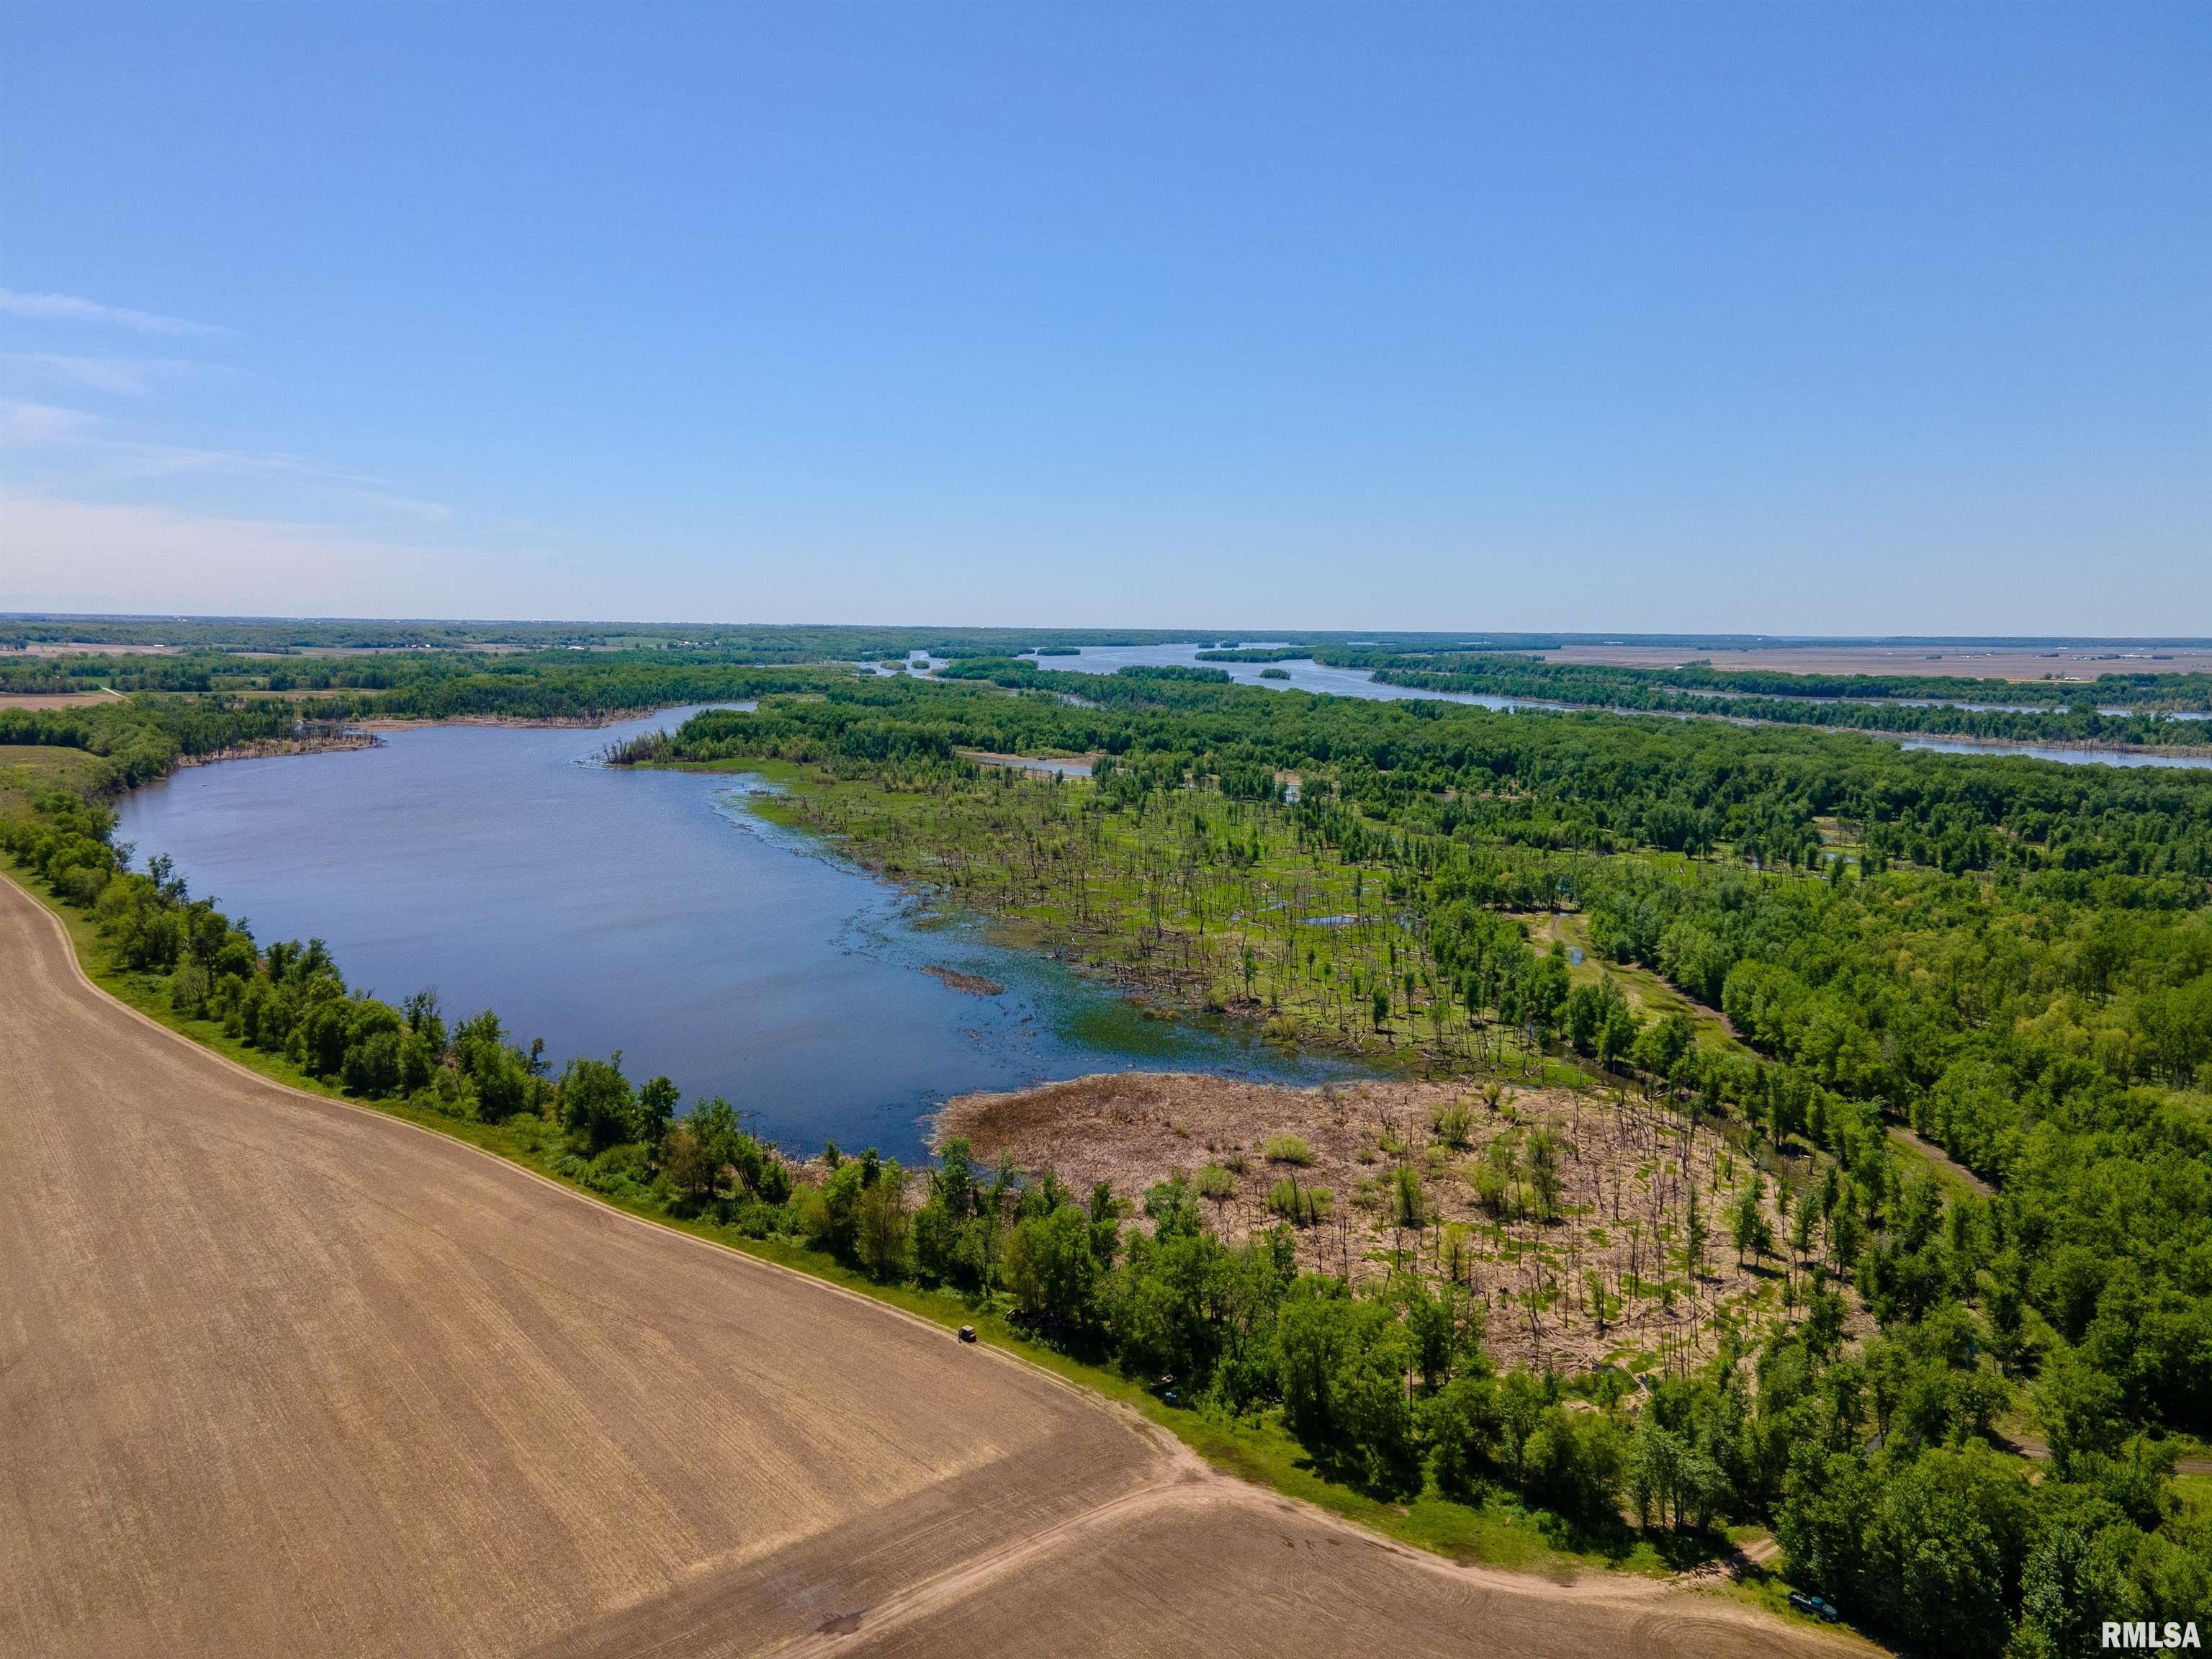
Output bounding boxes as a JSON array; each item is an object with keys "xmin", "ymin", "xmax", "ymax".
[{"xmin": 1787, "ymin": 1591, "xmax": 1841, "ymax": 1624}]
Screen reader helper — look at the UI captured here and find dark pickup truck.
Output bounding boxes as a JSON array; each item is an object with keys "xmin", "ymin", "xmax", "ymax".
[{"xmin": 1788, "ymin": 1590, "xmax": 1842, "ymax": 1624}]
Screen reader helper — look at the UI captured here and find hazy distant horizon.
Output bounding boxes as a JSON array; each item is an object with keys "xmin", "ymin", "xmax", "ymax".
[{"xmin": 8, "ymin": 613, "xmax": 2211, "ymax": 652}]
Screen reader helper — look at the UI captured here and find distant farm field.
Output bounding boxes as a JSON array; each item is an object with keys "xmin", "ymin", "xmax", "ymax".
[
  {"xmin": 1539, "ymin": 642, "xmax": 2212, "ymax": 680},
  {"xmin": 0, "ymin": 688, "xmax": 125, "ymax": 708}
]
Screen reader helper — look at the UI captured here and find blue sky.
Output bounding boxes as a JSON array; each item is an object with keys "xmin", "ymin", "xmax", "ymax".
[{"xmin": 1, "ymin": 3, "xmax": 2206, "ymax": 631}]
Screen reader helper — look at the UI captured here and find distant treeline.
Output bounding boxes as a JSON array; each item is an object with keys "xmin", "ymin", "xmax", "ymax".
[
  {"xmin": 1364, "ymin": 660, "xmax": 2212, "ymax": 743},
  {"xmin": 0, "ymin": 618, "xmax": 1219, "ymax": 657},
  {"xmin": 0, "ymin": 667, "xmax": 839, "ymax": 784},
  {"xmin": 0, "ymin": 619, "xmax": 1488, "ymax": 673}
]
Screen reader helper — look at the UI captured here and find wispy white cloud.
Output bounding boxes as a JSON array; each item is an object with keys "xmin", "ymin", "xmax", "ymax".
[
  {"xmin": 0, "ymin": 352, "xmax": 215, "ymax": 397},
  {"xmin": 0, "ymin": 400, "xmax": 101, "ymax": 445},
  {"xmin": 0, "ymin": 288, "xmax": 231, "ymax": 338},
  {"xmin": 0, "ymin": 398, "xmax": 452, "ymax": 521},
  {"xmin": 0, "ymin": 301, "xmax": 468, "ymax": 601}
]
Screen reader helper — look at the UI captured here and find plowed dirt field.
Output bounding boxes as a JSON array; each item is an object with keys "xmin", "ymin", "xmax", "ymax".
[{"xmin": 0, "ymin": 874, "xmax": 1854, "ymax": 1658}]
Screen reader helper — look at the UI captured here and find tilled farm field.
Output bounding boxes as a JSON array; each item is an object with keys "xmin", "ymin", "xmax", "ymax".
[{"xmin": 0, "ymin": 876, "xmax": 1851, "ymax": 1659}]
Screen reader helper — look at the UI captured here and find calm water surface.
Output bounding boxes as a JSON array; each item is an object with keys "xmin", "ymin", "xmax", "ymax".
[
  {"xmin": 1900, "ymin": 737, "xmax": 2212, "ymax": 770},
  {"xmin": 1020, "ymin": 643, "xmax": 1567, "ymax": 711},
  {"xmin": 114, "ymin": 709, "xmax": 1360, "ymax": 1159}
]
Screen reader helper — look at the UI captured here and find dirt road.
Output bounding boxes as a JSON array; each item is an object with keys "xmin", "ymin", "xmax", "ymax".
[
  {"xmin": 0, "ymin": 875, "xmax": 1853, "ymax": 1658},
  {"xmin": 1887, "ymin": 1125, "xmax": 1996, "ymax": 1197}
]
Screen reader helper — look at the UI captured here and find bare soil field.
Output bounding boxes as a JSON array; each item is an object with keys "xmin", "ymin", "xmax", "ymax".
[
  {"xmin": 232, "ymin": 644, "xmax": 535, "ymax": 657},
  {"xmin": 1540, "ymin": 643, "xmax": 2212, "ymax": 680},
  {"xmin": 938, "ymin": 1072, "xmax": 1800, "ymax": 1376},
  {"xmin": 956, "ymin": 747, "xmax": 1100, "ymax": 776},
  {"xmin": 0, "ymin": 688, "xmax": 125, "ymax": 709},
  {"xmin": 1, "ymin": 642, "xmax": 181, "ymax": 657},
  {"xmin": 0, "ymin": 876, "xmax": 1849, "ymax": 1658}
]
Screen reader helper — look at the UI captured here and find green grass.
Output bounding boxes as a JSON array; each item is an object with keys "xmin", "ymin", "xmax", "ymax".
[
  {"xmin": 1882, "ymin": 1123, "xmax": 1992, "ymax": 1200},
  {"xmin": 0, "ymin": 745, "xmax": 117, "ymax": 824},
  {"xmin": 2172, "ymin": 1473, "xmax": 2212, "ymax": 1534},
  {"xmin": 1539, "ymin": 911, "xmax": 1750, "ymax": 1060},
  {"xmin": 2, "ymin": 853, "xmax": 1706, "ymax": 1588}
]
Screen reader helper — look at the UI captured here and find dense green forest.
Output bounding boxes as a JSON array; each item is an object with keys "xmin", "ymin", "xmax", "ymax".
[{"xmin": 6, "ymin": 655, "xmax": 2211, "ymax": 1650}]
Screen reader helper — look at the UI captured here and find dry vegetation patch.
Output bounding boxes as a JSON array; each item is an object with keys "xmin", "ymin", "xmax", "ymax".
[
  {"xmin": 0, "ymin": 688, "xmax": 127, "ymax": 708},
  {"xmin": 938, "ymin": 1071, "xmax": 1806, "ymax": 1377},
  {"xmin": 922, "ymin": 964, "xmax": 1005, "ymax": 997}
]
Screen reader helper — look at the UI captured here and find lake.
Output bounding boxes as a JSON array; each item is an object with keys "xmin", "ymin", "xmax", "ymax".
[
  {"xmin": 1018, "ymin": 642, "xmax": 1568, "ymax": 711},
  {"xmin": 112, "ymin": 708, "xmax": 1360, "ymax": 1160}
]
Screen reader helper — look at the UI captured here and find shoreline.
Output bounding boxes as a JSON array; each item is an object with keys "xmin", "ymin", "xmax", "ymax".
[
  {"xmin": 348, "ymin": 711, "xmax": 667, "ymax": 733},
  {"xmin": 1885, "ymin": 729, "xmax": 2212, "ymax": 763},
  {"xmin": 691, "ymin": 760, "xmax": 1472, "ymax": 1083},
  {"xmin": 346, "ymin": 698, "xmax": 756, "ymax": 735},
  {"xmin": 174, "ymin": 732, "xmax": 380, "ymax": 768}
]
